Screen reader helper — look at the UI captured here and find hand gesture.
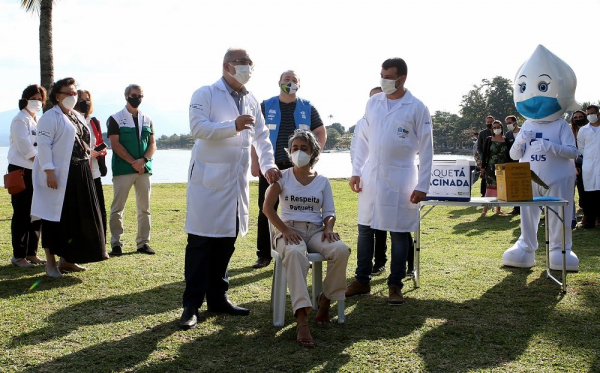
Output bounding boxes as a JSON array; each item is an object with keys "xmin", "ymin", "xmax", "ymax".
[{"xmin": 235, "ymin": 115, "xmax": 255, "ymax": 132}]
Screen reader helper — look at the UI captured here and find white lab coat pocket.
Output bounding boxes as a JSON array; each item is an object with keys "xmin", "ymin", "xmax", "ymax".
[
  {"xmin": 202, "ymin": 162, "xmax": 230, "ymax": 190},
  {"xmin": 378, "ymin": 166, "xmax": 401, "ymax": 207}
]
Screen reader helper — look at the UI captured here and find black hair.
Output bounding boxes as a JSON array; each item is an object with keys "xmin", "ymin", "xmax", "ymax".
[
  {"xmin": 18, "ymin": 84, "xmax": 47, "ymax": 110},
  {"xmin": 381, "ymin": 58, "xmax": 408, "ymax": 77},
  {"xmin": 49, "ymin": 77, "xmax": 77, "ymax": 105},
  {"xmin": 586, "ymin": 105, "xmax": 599, "ymax": 113}
]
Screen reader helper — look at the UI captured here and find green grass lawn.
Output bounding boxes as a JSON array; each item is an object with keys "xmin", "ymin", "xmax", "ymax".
[{"xmin": 0, "ymin": 180, "xmax": 599, "ymax": 372}]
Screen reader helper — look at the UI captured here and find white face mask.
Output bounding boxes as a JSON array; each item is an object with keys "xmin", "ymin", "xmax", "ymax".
[
  {"xmin": 507, "ymin": 123, "xmax": 515, "ymax": 131},
  {"xmin": 62, "ymin": 95, "xmax": 78, "ymax": 110},
  {"xmin": 291, "ymin": 150, "xmax": 311, "ymax": 168},
  {"xmin": 493, "ymin": 129, "xmax": 502, "ymax": 135},
  {"xmin": 26, "ymin": 100, "xmax": 42, "ymax": 113},
  {"xmin": 229, "ymin": 64, "xmax": 253, "ymax": 85},
  {"xmin": 587, "ymin": 114, "xmax": 598, "ymax": 124},
  {"xmin": 380, "ymin": 77, "xmax": 400, "ymax": 95}
]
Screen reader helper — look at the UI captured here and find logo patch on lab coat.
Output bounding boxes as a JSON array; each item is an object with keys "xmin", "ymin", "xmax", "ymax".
[{"xmin": 396, "ymin": 127, "xmax": 409, "ymax": 139}]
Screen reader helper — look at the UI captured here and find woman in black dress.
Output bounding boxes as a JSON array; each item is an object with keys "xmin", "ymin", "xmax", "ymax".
[{"xmin": 31, "ymin": 77, "xmax": 107, "ymax": 278}]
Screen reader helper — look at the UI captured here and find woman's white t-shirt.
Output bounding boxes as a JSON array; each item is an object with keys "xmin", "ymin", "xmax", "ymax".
[{"xmin": 276, "ymin": 168, "xmax": 335, "ymax": 225}]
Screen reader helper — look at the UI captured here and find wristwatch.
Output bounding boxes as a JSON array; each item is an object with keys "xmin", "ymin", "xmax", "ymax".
[{"xmin": 143, "ymin": 156, "xmax": 149, "ymax": 163}]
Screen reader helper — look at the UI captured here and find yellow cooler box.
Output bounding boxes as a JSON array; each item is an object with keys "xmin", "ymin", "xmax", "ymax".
[{"xmin": 496, "ymin": 162, "xmax": 533, "ymax": 202}]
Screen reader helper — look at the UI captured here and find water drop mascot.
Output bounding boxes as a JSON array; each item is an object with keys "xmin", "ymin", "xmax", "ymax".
[{"xmin": 502, "ymin": 44, "xmax": 579, "ymax": 271}]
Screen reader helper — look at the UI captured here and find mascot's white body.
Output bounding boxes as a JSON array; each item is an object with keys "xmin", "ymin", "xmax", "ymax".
[{"xmin": 502, "ymin": 45, "xmax": 580, "ymax": 271}]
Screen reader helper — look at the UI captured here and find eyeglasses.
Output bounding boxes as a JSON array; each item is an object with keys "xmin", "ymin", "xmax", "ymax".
[
  {"xmin": 58, "ymin": 91, "xmax": 77, "ymax": 96},
  {"xmin": 228, "ymin": 59, "xmax": 254, "ymax": 66}
]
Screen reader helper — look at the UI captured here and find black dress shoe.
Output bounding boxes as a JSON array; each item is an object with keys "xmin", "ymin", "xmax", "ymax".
[
  {"xmin": 208, "ymin": 299, "xmax": 250, "ymax": 316},
  {"xmin": 137, "ymin": 244, "xmax": 156, "ymax": 255},
  {"xmin": 179, "ymin": 307, "xmax": 198, "ymax": 330},
  {"xmin": 111, "ymin": 246, "xmax": 123, "ymax": 256}
]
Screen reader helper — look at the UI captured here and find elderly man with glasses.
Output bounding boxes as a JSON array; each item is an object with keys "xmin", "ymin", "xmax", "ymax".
[{"xmin": 179, "ymin": 48, "xmax": 281, "ymax": 329}]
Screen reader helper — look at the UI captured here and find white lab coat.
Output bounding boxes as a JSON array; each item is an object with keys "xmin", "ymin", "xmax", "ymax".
[
  {"xmin": 8, "ymin": 109, "xmax": 38, "ymax": 169},
  {"xmin": 349, "ymin": 117, "xmax": 365, "ymax": 164},
  {"xmin": 352, "ymin": 90, "xmax": 433, "ymax": 233},
  {"xmin": 31, "ymin": 105, "xmax": 86, "ymax": 221},
  {"xmin": 185, "ymin": 79, "xmax": 276, "ymax": 238},
  {"xmin": 577, "ymin": 124, "xmax": 600, "ymax": 191}
]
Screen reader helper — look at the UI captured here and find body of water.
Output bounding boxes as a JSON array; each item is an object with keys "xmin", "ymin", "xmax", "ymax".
[{"xmin": 0, "ymin": 147, "xmax": 474, "ymax": 186}]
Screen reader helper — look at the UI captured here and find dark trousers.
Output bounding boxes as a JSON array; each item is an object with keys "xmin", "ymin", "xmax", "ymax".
[
  {"xmin": 582, "ymin": 190, "xmax": 600, "ymax": 228},
  {"xmin": 93, "ymin": 177, "xmax": 107, "ymax": 242},
  {"xmin": 373, "ymin": 230, "xmax": 414, "ymax": 271},
  {"xmin": 256, "ymin": 162, "xmax": 293, "ymax": 259},
  {"xmin": 356, "ymin": 225, "xmax": 412, "ymax": 289},
  {"xmin": 373, "ymin": 229, "xmax": 388, "ymax": 267},
  {"xmin": 480, "ymin": 176, "xmax": 487, "ymax": 197},
  {"xmin": 183, "ymin": 231, "xmax": 238, "ymax": 308},
  {"xmin": 575, "ymin": 167, "xmax": 585, "ymax": 210},
  {"xmin": 8, "ymin": 164, "xmax": 40, "ymax": 259}
]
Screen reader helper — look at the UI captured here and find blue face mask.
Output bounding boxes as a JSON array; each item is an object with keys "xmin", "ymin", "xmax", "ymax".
[{"xmin": 516, "ymin": 96, "xmax": 562, "ymax": 120}]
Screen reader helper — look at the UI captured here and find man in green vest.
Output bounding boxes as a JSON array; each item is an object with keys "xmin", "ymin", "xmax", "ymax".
[{"xmin": 107, "ymin": 84, "xmax": 156, "ymax": 256}]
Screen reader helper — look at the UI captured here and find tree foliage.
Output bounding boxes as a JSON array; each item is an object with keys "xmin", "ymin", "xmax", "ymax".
[
  {"xmin": 326, "ymin": 122, "xmax": 345, "ymax": 136},
  {"xmin": 22, "ymin": 0, "xmax": 55, "ymax": 110},
  {"xmin": 325, "ymin": 128, "xmax": 340, "ymax": 150},
  {"xmin": 156, "ymin": 134, "xmax": 195, "ymax": 149}
]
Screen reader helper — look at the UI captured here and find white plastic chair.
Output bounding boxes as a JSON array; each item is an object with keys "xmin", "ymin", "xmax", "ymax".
[{"xmin": 269, "ymin": 222, "xmax": 345, "ymax": 327}]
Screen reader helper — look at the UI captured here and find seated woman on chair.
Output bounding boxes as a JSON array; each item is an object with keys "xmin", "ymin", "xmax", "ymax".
[{"xmin": 263, "ymin": 130, "xmax": 350, "ymax": 348}]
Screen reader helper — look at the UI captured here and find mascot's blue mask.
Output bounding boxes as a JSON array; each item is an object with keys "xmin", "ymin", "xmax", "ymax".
[{"xmin": 516, "ymin": 96, "xmax": 562, "ymax": 120}]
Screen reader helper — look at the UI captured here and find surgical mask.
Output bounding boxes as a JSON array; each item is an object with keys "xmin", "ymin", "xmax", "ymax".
[
  {"xmin": 127, "ymin": 96, "xmax": 142, "ymax": 108},
  {"xmin": 516, "ymin": 96, "xmax": 562, "ymax": 120},
  {"xmin": 291, "ymin": 150, "xmax": 311, "ymax": 168},
  {"xmin": 229, "ymin": 64, "xmax": 253, "ymax": 85},
  {"xmin": 380, "ymin": 78, "xmax": 400, "ymax": 94},
  {"xmin": 26, "ymin": 100, "xmax": 42, "ymax": 113},
  {"xmin": 507, "ymin": 123, "xmax": 515, "ymax": 131},
  {"xmin": 62, "ymin": 95, "xmax": 77, "ymax": 110},
  {"xmin": 587, "ymin": 114, "xmax": 598, "ymax": 124},
  {"xmin": 77, "ymin": 100, "xmax": 90, "ymax": 113},
  {"xmin": 280, "ymin": 81, "xmax": 299, "ymax": 94},
  {"xmin": 493, "ymin": 129, "xmax": 502, "ymax": 135}
]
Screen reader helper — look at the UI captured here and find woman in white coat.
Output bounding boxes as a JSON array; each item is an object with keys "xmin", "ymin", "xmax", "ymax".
[
  {"xmin": 31, "ymin": 77, "xmax": 106, "ymax": 278},
  {"xmin": 264, "ymin": 130, "xmax": 350, "ymax": 347},
  {"xmin": 8, "ymin": 84, "xmax": 47, "ymax": 268},
  {"xmin": 577, "ymin": 106, "xmax": 600, "ymax": 228}
]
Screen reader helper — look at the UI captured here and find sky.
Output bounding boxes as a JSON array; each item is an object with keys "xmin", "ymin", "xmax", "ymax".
[{"xmin": 1, "ymin": 0, "xmax": 600, "ymax": 138}]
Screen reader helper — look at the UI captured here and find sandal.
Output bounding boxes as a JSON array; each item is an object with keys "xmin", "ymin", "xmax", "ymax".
[
  {"xmin": 314, "ymin": 292, "xmax": 331, "ymax": 325},
  {"xmin": 296, "ymin": 322, "xmax": 315, "ymax": 348},
  {"xmin": 58, "ymin": 259, "xmax": 87, "ymax": 273}
]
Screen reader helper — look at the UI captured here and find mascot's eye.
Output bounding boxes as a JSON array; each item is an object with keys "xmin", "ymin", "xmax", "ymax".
[
  {"xmin": 518, "ymin": 83, "xmax": 526, "ymax": 93},
  {"xmin": 538, "ymin": 82, "xmax": 550, "ymax": 92}
]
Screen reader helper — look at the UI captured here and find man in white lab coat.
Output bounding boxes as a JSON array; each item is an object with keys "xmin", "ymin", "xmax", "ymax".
[
  {"xmin": 577, "ymin": 105, "xmax": 600, "ymax": 228},
  {"xmin": 179, "ymin": 48, "xmax": 280, "ymax": 329},
  {"xmin": 346, "ymin": 57, "xmax": 433, "ymax": 305}
]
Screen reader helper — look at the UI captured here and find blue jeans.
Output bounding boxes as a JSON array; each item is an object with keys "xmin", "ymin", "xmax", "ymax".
[{"xmin": 355, "ymin": 224, "xmax": 410, "ymax": 288}]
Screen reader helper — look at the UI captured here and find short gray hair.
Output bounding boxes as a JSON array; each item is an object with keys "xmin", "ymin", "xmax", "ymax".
[
  {"xmin": 286, "ymin": 130, "xmax": 321, "ymax": 167},
  {"xmin": 223, "ymin": 47, "xmax": 247, "ymax": 62},
  {"xmin": 124, "ymin": 84, "xmax": 143, "ymax": 97}
]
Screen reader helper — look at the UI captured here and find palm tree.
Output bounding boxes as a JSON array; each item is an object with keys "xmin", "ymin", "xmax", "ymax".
[{"xmin": 21, "ymin": 0, "xmax": 54, "ymax": 105}]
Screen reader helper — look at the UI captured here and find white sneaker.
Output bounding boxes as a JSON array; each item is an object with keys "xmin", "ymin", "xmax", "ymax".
[
  {"xmin": 549, "ymin": 250, "xmax": 579, "ymax": 272},
  {"xmin": 502, "ymin": 245, "xmax": 535, "ymax": 268}
]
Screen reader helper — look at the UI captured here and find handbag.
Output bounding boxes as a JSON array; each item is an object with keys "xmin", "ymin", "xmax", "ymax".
[{"xmin": 4, "ymin": 169, "xmax": 26, "ymax": 195}]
